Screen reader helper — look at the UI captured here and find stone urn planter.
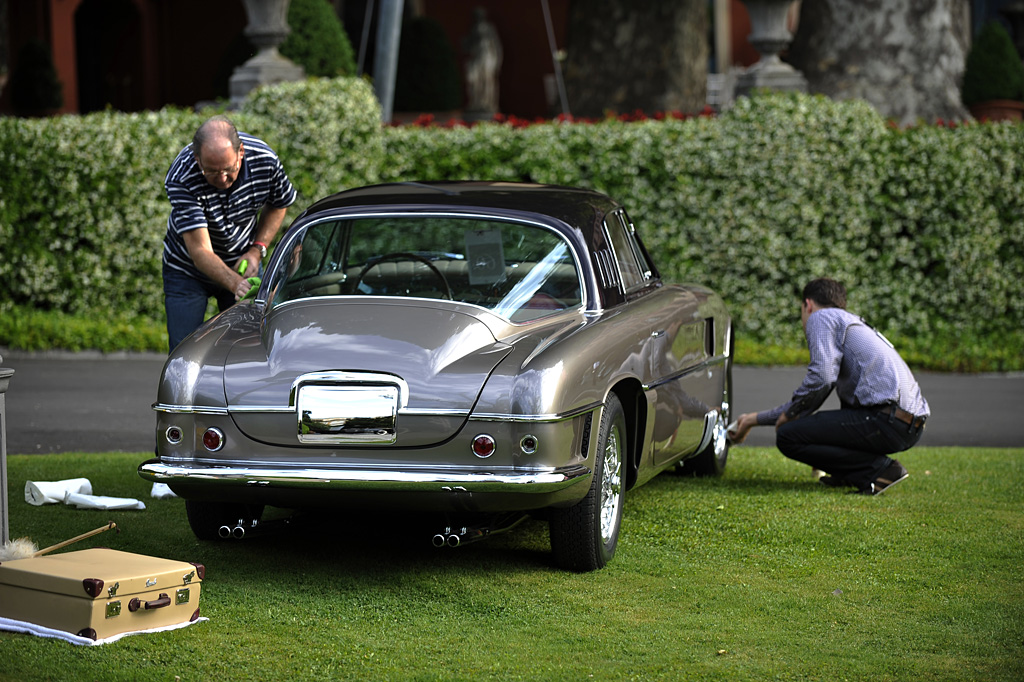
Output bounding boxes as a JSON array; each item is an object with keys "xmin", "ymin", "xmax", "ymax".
[
  {"xmin": 735, "ymin": 0, "xmax": 807, "ymax": 97},
  {"xmin": 967, "ymin": 99, "xmax": 1024, "ymax": 122},
  {"xmin": 229, "ymin": 0, "xmax": 305, "ymax": 106}
]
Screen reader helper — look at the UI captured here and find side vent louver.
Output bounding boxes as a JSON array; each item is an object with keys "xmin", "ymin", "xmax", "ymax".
[
  {"xmin": 704, "ymin": 318, "xmax": 715, "ymax": 357},
  {"xmin": 595, "ymin": 249, "xmax": 620, "ymax": 289}
]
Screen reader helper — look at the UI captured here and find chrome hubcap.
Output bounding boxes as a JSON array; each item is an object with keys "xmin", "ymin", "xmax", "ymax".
[
  {"xmin": 599, "ymin": 425, "xmax": 623, "ymax": 543},
  {"xmin": 713, "ymin": 401, "xmax": 730, "ymax": 460}
]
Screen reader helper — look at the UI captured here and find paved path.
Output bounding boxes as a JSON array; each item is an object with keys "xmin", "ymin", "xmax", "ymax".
[{"xmin": 0, "ymin": 352, "xmax": 1021, "ymax": 454}]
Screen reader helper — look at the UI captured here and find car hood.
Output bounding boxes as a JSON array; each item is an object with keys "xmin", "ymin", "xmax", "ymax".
[{"xmin": 222, "ymin": 300, "xmax": 513, "ymax": 446}]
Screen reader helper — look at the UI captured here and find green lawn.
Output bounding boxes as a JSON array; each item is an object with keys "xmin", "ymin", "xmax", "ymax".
[{"xmin": 1, "ymin": 448, "xmax": 1022, "ymax": 681}]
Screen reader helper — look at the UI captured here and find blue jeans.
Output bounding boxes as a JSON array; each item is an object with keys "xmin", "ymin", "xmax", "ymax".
[
  {"xmin": 163, "ymin": 263, "xmax": 237, "ymax": 352},
  {"xmin": 775, "ymin": 407, "xmax": 924, "ymax": 488}
]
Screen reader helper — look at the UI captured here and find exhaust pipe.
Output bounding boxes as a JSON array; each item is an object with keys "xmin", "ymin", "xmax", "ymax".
[
  {"xmin": 431, "ymin": 515, "xmax": 528, "ymax": 548},
  {"xmin": 218, "ymin": 519, "xmax": 255, "ymax": 540}
]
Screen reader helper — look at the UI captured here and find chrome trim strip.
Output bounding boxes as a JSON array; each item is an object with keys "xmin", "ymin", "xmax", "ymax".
[
  {"xmin": 153, "ymin": 403, "xmax": 601, "ymax": 422},
  {"xmin": 400, "ymin": 408, "xmax": 470, "ymax": 417},
  {"xmin": 138, "ymin": 460, "xmax": 591, "ymax": 494},
  {"xmin": 153, "ymin": 404, "xmax": 230, "ymax": 415},
  {"xmin": 469, "ymin": 401, "xmax": 603, "ymax": 424},
  {"xmin": 642, "ymin": 355, "xmax": 728, "ymax": 392},
  {"xmin": 154, "ymin": 403, "xmax": 472, "ymax": 418},
  {"xmin": 226, "ymin": 405, "xmax": 294, "ymax": 414}
]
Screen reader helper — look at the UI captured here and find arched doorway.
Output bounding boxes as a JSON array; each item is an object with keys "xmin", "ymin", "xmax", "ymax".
[{"xmin": 75, "ymin": 0, "xmax": 145, "ymax": 112}]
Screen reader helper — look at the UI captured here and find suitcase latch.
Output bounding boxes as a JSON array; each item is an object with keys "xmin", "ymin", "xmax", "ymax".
[
  {"xmin": 176, "ymin": 588, "xmax": 191, "ymax": 605},
  {"xmin": 182, "ymin": 570, "xmax": 195, "ymax": 584},
  {"xmin": 107, "ymin": 582, "xmax": 120, "ymax": 598},
  {"xmin": 106, "ymin": 601, "xmax": 121, "ymax": 619}
]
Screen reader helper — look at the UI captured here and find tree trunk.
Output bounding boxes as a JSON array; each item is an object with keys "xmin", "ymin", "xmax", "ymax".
[
  {"xmin": 787, "ymin": 0, "xmax": 971, "ymax": 124},
  {"xmin": 564, "ymin": 0, "xmax": 708, "ymax": 117}
]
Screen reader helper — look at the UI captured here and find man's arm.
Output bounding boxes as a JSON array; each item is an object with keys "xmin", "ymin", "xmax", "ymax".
[{"xmin": 182, "ymin": 228, "xmax": 253, "ymax": 301}]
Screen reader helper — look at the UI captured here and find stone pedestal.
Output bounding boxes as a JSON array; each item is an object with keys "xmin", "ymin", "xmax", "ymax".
[
  {"xmin": 229, "ymin": 0, "xmax": 305, "ymax": 106},
  {"xmin": 735, "ymin": 0, "xmax": 807, "ymax": 98}
]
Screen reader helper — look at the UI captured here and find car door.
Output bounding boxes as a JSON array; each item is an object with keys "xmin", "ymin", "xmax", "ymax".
[{"xmin": 604, "ymin": 211, "xmax": 709, "ymax": 466}]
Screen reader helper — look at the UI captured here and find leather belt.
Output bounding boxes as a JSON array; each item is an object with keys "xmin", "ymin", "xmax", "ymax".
[{"xmin": 886, "ymin": 405, "xmax": 926, "ymax": 430}]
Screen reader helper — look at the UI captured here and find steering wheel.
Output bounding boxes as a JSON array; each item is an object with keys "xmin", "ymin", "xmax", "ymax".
[{"xmin": 352, "ymin": 252, "xmax": 453, "ymax": 300}]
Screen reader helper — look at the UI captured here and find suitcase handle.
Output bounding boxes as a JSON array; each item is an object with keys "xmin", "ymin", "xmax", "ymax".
[{"xmin": 128, "ymin": 593, "xmax": 171, "ymax": 612}]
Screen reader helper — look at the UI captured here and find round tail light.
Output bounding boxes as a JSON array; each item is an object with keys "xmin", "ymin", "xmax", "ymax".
[
  {"xmin": 202, "ymin": 427, "xmax": 225, "ymax": 452},
  {"xmin": 165, "ymin": 426, "xmax": 183, "ymax": 445},
  {"xmin": 471, "ymin": 434, "xmax": 496, "ymax": 458}
]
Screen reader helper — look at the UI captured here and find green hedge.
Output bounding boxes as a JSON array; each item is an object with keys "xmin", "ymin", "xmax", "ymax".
[{"xmin": 1, "ymin": 81, "xmax": 1021, "ymax": 370}]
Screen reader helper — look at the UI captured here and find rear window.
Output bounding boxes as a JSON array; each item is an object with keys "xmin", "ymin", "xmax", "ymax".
[{"xmin": 267, "ymin": 216, "xmax": 583, "ymax": 323}]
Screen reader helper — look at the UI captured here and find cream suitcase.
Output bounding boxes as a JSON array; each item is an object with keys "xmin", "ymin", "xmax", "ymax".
[{"xmin": 0, "ymin": 548, "xmax": 204, "ymax": 641}]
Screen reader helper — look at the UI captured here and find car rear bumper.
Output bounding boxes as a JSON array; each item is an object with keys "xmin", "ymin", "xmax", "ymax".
[{"xmin": 138, "ymin": 458, "xmax": 591, "ymax": 495}]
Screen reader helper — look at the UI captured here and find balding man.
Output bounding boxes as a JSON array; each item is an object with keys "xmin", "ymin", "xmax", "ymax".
[{"xmin": 162, "ymin": 115, "xmax": 296, "ymax": 351}]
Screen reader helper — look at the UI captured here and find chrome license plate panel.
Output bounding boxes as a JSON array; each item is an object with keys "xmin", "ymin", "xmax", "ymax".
[{"xmin": 297, "ymin": 384, "xmax": 400, "ymax": 444}]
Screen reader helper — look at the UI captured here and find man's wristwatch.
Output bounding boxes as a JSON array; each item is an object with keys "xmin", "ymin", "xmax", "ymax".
[{"xmin": 252, "ymin": 241, "xmax": 268, "ymax": 259}]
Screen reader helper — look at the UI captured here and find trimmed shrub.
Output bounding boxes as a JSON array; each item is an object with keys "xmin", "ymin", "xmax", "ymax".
[
  {"xmin": 279, "ymin": 0, "xmax": 356, "ymax": 78},
  {"xmin": 962, "ymin": 21, "xmax": 1024, "ymax": 105},
  {"xmin": 1, "ymin": 89, "xmax": 1022, "ymax": 370}
]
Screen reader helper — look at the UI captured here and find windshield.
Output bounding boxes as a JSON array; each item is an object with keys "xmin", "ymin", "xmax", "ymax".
[{"xmin": 267, "ymin": 216, "xmax": 583, "ymax": 323}]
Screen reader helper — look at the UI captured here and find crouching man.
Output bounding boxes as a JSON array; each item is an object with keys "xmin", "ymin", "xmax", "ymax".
[{"xmin": 730, "ymin": 278, "xmax": 929, "ymax": 495}]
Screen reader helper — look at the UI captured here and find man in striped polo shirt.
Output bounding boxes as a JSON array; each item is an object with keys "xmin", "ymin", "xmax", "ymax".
[
  {"xmin": 162, "ymin": 115, "xmax": 296, "ymax": 351},
  {"xmin": 729, "ymin": 278, "xmax": 930, "ymax": 495}
]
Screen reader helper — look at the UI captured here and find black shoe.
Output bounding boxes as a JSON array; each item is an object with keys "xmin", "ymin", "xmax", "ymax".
[
  {"xmin": 819, "ymin": 475, "xmax": 856, "ymax": 488},
  {"xmin": 855, "ymin": 460, "xmax": 909, "ymax": 496}
]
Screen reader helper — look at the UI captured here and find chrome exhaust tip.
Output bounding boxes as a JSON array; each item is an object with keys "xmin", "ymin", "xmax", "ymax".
[
  {"xmin": 218, "ymin": 525, "xmax": 232, "ymax": 539},
  {"xmin": 431, "ymin": 534, "xmax": 446, "ymax": 548}
]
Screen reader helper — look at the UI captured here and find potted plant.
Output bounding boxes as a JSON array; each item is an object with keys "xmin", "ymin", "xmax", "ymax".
[{"xmin": 962, "ymin": 21, "xmax": 1024, "ymax": 121}]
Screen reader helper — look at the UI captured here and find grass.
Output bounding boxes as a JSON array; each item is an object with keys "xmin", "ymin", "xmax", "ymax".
[{"xmin": 1, "ymin": 448, "xmax": 1022, "ymax": 682}]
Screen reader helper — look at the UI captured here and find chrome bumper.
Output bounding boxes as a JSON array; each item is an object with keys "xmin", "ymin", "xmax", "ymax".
[{"xmin": 138, "ymin": 458, "xmax": 591, "ymax": 494}]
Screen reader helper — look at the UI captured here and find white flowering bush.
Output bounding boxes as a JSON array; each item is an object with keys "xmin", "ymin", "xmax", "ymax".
[
  {"xmin": 1, "ymin": 89, "xmax": 1021, "ymax": 369},
  {"xmin": 239, "ymin": 76, "xmax": 382, "ymax": 214},
  {"xmin": 379, "ymin": 94, "xmax": 1024, "ymax": 369}
]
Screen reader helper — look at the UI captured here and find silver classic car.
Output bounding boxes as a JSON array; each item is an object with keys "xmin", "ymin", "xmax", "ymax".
[{"xmin": 139, "ymin": 182, "xmax": 732, "ymax": 571}]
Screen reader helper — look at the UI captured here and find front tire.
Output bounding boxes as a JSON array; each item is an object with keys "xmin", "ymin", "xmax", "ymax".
[{"xmin": 549, "ymin": 394, "xmax": 626, "ymax": 571}]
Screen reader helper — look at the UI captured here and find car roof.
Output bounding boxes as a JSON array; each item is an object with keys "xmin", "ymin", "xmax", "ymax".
[{"xmin": 301, "ymin": 182, "xmax": 621, "ymax": 237}]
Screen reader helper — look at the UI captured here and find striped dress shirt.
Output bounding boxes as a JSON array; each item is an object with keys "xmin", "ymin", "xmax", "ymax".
[
  {"xmin": 162, "ymin": 132, "xmax": 296, "ymax": 282},
  {"xmin": 757, "ymin": 307, "xmax": 930, "ymax": 425}
]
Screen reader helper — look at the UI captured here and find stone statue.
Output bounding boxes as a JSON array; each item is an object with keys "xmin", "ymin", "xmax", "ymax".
[{"xmin": 463, "ymin": 7, "xmax": 502, "ymax": 119}]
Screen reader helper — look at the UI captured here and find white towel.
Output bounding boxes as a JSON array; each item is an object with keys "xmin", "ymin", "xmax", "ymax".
[
  {"xmin": 0, "ymin": 615, "xmax": 208, "ymax": 646},
  {"xmin": 63, "ymin": 492, "xmax": 146, "ymax": 511},
  {"xmin": 24, "ymin": 478, "xmax": 92, "ymax": 506}
]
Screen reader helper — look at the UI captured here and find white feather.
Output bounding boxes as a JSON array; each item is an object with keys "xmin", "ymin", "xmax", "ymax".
[{"xmin": 0, "ymin": 538, "xmax": 38, "ymax": 561}]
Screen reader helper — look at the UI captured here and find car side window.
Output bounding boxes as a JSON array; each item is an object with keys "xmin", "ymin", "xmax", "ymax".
[{"xmin": 606, "ymin": 211, "xmax": 652, "ymax": 293}]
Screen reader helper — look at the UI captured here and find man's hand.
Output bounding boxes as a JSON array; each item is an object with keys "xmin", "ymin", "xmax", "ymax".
[
  {"xmin": 728, "ymin": 412, "xmax": 759, "ymax": 444},
  {"xmin": 775, "ymin": 411, "xmax": 791, "ymax": 429},
  {"xmin": 233, "ymin": 276, "xmax": 253, "ymax": 301}
]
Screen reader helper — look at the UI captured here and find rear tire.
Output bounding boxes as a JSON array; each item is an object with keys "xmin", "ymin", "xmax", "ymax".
[
  {"xmin": 185, "ymin": 500, "xmax": 264, "ymax": 541},
  {"xmin": 549, "ymin": 394, "xmax": 626, "ymax": 571}
]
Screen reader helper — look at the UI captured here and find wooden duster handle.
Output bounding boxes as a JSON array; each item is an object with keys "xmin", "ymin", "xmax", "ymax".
[{"xmin": 34, "ymin": 522, "xmax": 118, "ymax": 557}]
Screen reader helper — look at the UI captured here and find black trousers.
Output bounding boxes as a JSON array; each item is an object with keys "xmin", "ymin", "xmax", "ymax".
[{"xmin": 775, "ymin": 407, "xmax": 924, "ymax": 488}]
